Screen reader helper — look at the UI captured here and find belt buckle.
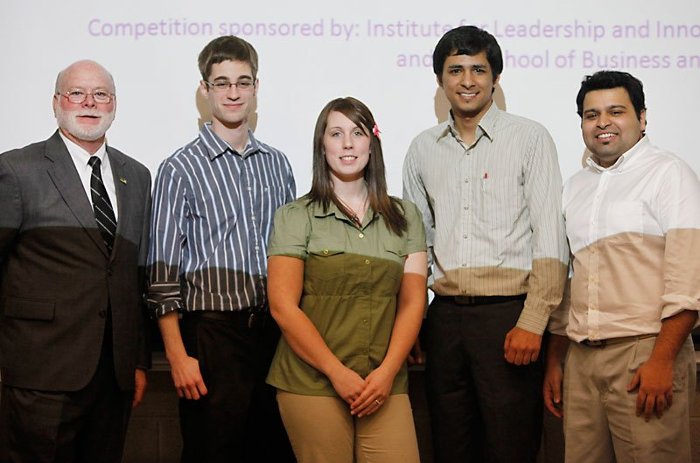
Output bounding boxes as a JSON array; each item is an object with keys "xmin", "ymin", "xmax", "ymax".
[
  {"xmin": 454, "ymin": 295, "xmax": 477, "ymax": 305},
  {"xmin": 584, "ymin": 339, "xmax": 606, "ymax": 348}
]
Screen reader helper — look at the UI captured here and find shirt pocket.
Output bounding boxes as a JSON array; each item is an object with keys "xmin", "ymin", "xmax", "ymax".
[
  {"xmin": 185, "ymin": 182, "xmax": 240, "ymax": 231},
  {"xmin": 382, "ymin": 234, "xmax": 407, "ymax": 261},
  {"xmin": 306, "ymin": 236, "xmax": 349, "ymax": 284},
  {"xmin": 604, "ymin": 201, "xmax": 644, "ymax": 245},
  {"xmin": 481, "ymin": 174, "xmax": 524, "ymax": 231},
  {"xmin": 382, "ymin": 236, "xmax": 407, "ymax": 286}
]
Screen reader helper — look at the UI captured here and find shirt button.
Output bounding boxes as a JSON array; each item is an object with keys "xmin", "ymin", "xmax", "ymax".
[
  {"xmin": 365, "ymin": 259, "xmax": 370, "ymax": 265},
  {"xmin": 464, "ymin": 178, "xmax": 469, "ymax": 183},
  {"xmin": 463, "ymin": 234, "xmax": 468, "ymax": 239},
  {"xmin": 358, "ymin": 233, "xmax": 365, "ymax": 239},
  {"xmin": 362, "ymin": 319, "xmax": 368, "ymax": 324},
  {"xmin": 323, "ymin": 249, "xmax": 329, "ymax": 255},
  {"xmin": 464, "ymin": 206, "xmax": 469, "ymax": 210}
]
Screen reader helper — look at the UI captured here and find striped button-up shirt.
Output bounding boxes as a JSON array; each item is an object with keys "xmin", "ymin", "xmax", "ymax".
[
  {"xmin": 403, "ymin": 103, "xmax": 568, "ymax": 334},
  {"xmin": 549, "ymin": 137, "xmax": 700, "ymax": 341},
  {"xmin": 148, "ymin": 123, "xmax": 295, "ymax": 317}
]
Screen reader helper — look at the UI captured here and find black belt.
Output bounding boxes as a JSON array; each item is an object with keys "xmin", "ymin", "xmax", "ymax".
[
  {"xmin": 580, "ymin": 333, "xmax": 657, "ymax": 348},
  {"xmin": 435, "ymin": 294, "xmax": 526, "ymax": 306},
  {"xmin": 185, "ymin": 307, "xmax": 268, "ymax": 329}
]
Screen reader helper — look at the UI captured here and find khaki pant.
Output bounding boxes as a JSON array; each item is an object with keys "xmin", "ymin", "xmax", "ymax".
[
  {"xmin": 277, "ymin": 391, "xmax": 420, "ymax": 463},
  {"xmin": 563, "ymin": 335, "xmax": 695, "ymax": 463}
]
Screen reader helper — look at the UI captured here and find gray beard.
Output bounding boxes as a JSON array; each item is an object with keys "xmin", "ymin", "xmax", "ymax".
[{"xmin": 55, "ymin": 106, "xmax": 115, "ymax": 141}]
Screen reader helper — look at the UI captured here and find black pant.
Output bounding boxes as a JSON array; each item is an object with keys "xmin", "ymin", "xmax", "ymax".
[
  {"xmin": 178, "ymin": 311, "xmax": 295, "ymax": 463},
  {"xmin": 424, "ymin": 296, "xmax": 543, "ymax": 463},
  {"xmin": 0, "ymin": 329, "xmax": 131, "ymax": 463}
]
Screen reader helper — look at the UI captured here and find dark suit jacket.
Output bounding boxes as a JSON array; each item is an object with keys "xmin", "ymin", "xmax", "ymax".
[{"xmin": 0, "ymin": 131, "xmax": 151, "ymax": 392}]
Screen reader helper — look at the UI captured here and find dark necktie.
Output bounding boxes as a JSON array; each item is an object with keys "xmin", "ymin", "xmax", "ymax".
[{"xmin": 88, "ymin": 156, "xmax": 117, "ymax": 253}]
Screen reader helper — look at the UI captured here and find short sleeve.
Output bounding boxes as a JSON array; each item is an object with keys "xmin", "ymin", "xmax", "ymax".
[
  {"xmin": 267, "ymin": 201, "xmax": 311, "ymax": 259},
  {"xmin": 400, "ymin": 199, "xmax": 427, "ymax": 255}
]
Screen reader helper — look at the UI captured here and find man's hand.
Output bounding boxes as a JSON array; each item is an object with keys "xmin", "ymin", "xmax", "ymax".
[
  {"xmin": 132, "ymin": 368, "xmax": 148, "ymax": 408},
  {"xmin": 158, "ymin": 312, "xmax": 208, "ymax": 400},
  {"xmin": 169, "ymin": 354, "xmax": 208, "ymax": 400},
  {"xmin": 407, "ymin": 338, "xmax": 424, "ymax": 366},
  {"xmin": 626, "ymin": 310, "xmax": 697, "ymax": 421},
  {"xmin": 543, "ymin": 362, "xmax": 564, "ymax": 418},
  {"xmin": 543, "ymin": 333, "xmax": 569, "ymax": 418},
  {"xmin": 504, "ymin": 327, "xmax": 542, "ymax": 365},
  {"xmin": 627, "ymin": 358, "xmax": 674, "ymax": 421}
]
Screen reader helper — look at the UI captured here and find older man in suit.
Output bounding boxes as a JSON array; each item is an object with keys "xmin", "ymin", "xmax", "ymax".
[{"xmin": 0, "ymin": 60, "xmax": 151, "ymax": 462}]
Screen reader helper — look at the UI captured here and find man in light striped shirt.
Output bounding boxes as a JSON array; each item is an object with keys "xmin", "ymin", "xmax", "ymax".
[
  {"xmin": 147, "ymin": 36, "xmax": 295, "ymax": 462},
  {"xmin": 402, "ymin": 26, "xmax": 568, "ymax": 463},
  {"xmin": 544, "ymin": 71, "xmax": 700, "ymax": 463}
]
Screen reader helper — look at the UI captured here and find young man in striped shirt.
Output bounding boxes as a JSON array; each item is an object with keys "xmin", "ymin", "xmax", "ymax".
[
  {"xmin": 148, "ymin": 36, "xmax": 296, "ymax": 462},
  {"xmin": 402, "ymin": 25, "xmax": 568, "ymax": 462},
  {"xmin": 545, "ymin": 70, "xmax": 700, "ymax": 463}
]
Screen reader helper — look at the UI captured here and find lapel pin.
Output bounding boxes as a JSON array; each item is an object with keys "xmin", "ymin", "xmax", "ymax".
[{"xmin": 119, "ymin": 177, "xmax": 127, "ymax": 184}]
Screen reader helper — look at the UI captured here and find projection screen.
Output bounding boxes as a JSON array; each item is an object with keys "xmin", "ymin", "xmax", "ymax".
[{"xmin": 2, "ymin": 0, "xmax": 699, "ymax": 194}]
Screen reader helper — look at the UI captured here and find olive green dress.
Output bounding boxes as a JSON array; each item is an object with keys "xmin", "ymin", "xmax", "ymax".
[{"xmin": 266, "ymin": 198, "xmax": 427, "ymax": 396}]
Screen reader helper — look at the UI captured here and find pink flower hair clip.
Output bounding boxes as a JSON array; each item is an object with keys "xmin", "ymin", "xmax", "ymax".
[{"xmin": 372, "ymin": 123, "xmax": 381, "ymax": 139}]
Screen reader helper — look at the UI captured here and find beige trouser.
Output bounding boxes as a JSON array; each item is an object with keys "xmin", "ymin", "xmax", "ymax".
[
  {"xmin": 563, "ymin": 335, "xmax": 695, "ymax": 463},
  {"xmin": 276, "ymin": 391, "xmax": 420, "ymax": 463}
]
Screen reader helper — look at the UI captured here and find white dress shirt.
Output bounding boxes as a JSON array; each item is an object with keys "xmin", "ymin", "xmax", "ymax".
[
  {"xmin": 59, "ymin": 131, "xmax": 119, "ymax": 221},
  {"xmin": 549, "ymin": 136, "xmax": 700, "ymax": 341}
]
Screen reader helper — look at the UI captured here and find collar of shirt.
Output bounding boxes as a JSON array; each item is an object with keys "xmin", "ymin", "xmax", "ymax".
[
  {"xmin": 585, "ymin": 135, "xmax": 649, "ymax": 173},
  {"xmin": 310, "ymin": 199, "xmax": 378, "ymax": 226},
  {"xmin": 199, "ymin": 122, "xmax": 271, "ymax": 161},
  {"xmin": 59, "ymin": 130, "xmax": 107, "ymax": 164},
  {"xmin": 441, "ymin": 103, "xmax": 498, "ymax": 146}
]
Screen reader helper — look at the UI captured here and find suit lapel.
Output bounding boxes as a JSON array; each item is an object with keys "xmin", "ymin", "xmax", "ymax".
[{"xmin": 44, "ymin": 131, "xmax": 110, "ymax": 258}]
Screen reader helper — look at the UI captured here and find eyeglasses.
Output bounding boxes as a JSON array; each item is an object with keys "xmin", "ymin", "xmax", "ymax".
[
  {"xmin": 57, "ymin": 89, "xmax": 114, "ymax": 104},
  {"xmin": 205, "ymin": 79, "xmax": 255, "ymax": 93}
]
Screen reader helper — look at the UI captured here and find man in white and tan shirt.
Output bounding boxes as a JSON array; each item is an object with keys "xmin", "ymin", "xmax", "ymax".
[{"xmin": 545, "ymin": 70, "xmax": 700, "ymax": 463}]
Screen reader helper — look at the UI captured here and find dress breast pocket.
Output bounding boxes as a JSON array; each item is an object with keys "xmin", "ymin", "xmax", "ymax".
[
  {"xmin": 305, "ymin": 234, "xmax": 353, "ymax": 284},
  {"xmin": 381, "ymin": 237, "xmax": 407, "ymax": 283},
  {"xmin": 306, "ymin": 248, "xmax": 347, "ymax": 282}
]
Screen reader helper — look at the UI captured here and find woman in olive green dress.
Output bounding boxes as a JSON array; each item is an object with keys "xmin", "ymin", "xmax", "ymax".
[{"xmin": 266, "ymin": 97, "xmax": 428, "ymax": 463}]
